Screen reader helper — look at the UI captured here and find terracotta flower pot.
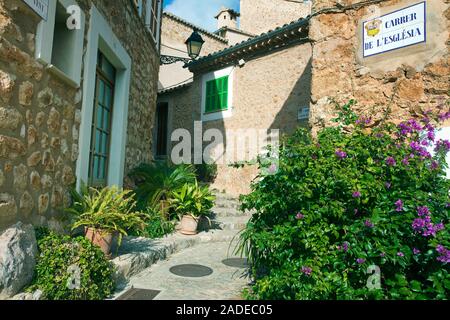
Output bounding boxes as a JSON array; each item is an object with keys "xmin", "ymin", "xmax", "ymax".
[
  {"xmin": 179, "ymin": 215, "xmax": 199, "ymax": 235},
  {"xmin": 85, "ymin": 227, "xmax": 116, "ymax": 258}
]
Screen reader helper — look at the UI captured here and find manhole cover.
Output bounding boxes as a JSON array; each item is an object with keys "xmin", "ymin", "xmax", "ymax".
[
  {"xmin": 116, "ymin": 288, "xmax": 161, "ymax": 300},
  {"xmin": 169, "ymin": 264, "xmax": 213, "ymax": 278},
  {"xmin": 222, "ymin": 258, "xmax": 249, "ymax": 269}
]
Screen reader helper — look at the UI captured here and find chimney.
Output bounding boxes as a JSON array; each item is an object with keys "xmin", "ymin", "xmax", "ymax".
[{"xmin": 215, "ymin": 6, "xmax": 240, "ymax": 30}]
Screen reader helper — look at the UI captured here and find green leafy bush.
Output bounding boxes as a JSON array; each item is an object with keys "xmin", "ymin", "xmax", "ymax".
[
  {"xmin": 195, "ymin": 162, "xmax": 218, "ymax": 183},
  {"xmin": 28, "ymin": 230, "xmax": 115, "ymax": 300},
  {"xmin": 129, "ymin": 161, "xmax": 197, "ymax": 209},
  {"xmin": 129, "ymin": 206, "xmax": 176, "ymax": 239},
  {"xmin": 239, "ymin": 101, "xmax": 450, "ymax": 300}
]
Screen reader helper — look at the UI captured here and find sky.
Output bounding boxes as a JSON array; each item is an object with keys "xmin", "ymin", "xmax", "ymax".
[{"xmin": 163, "ymin": 0, "xmax": 240, "ymax": 32}]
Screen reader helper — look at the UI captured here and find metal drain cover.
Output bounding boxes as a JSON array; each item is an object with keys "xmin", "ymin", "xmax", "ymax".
[
  {"xmin": 116, "ymin": 288, "xmax": 161, "ymax": 300},
  {"xmin": 169, "ymin": 264, "xmax": 213, "ymax": 278},
  {"xmin": 222, "ymin": 258, "xmax": 249, "ymax": 269}
]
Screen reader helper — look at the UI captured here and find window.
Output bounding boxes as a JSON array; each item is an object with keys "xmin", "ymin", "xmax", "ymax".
[
  {"xmin": 88, "ymin": 52, "xmax": 116, "ymax": 187},
  {"xmin": 205, "ymin": 76, "xmax": 229, "ymax": 113},
  {"xmin": 35, "ymin": 0, "xmax": 85, "ymax": 87},
  {"xmin": 145, "ymin": 0, "xmax": 161, "ymax": 43},
  {"xmin": 155, "ymin": 102, "xmax": 169, "ymax": 157}
]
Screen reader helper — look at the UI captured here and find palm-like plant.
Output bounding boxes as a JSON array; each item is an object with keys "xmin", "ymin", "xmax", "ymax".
[
  {"xmin": 68, "ymin": 186, "xmax": 147, "ymax": 247},
  {"xmin": 169, "ymin": 181, "xmax": 215, "ymax": 219},
  {"xmin": 129, "ymin": 161, "xmax": 197, "ymax": 209}
]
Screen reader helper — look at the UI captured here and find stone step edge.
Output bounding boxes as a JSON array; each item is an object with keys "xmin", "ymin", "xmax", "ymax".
[{"xmin": 111, "ymin": 230, "xmax": 242, "ymax": 291}]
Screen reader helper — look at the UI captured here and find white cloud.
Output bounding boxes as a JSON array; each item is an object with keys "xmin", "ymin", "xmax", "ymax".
[{"xmin": 164, "ymin": 0, "xmax": 239, "ymax": 32}]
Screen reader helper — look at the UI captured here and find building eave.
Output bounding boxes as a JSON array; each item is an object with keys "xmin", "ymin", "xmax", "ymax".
[
  {"xmin": 186, "ymin": 17, "xmax": 310, "ymax": 73},
  {"xmin": 214, "ymin": 26, "xmax": 256, "ymax": 38}
]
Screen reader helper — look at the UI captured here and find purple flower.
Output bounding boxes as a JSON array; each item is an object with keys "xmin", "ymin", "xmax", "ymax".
[
  {"xmin": 295, "ymin": 212, "xmax": 304, "ymax": 220},
  {"xmin": 335, "ymin": 150, "xmax": 347, "ymax": 159},
  {"xmin": 301, "ymin": 266, "xmax": 312, "ymax": 276},
  {"xmin": 446, "ymin": 203, "xmax": 450, "ymax": 208},
  {"xmin": 436, "ymin": 245, "xmax": 450, "ymax": 264},
  {"xmin": 435, "ymin": 139, "xmax": 450, "ymax": 152},
  {"xmin": 430, "ymin": 161, "xmax": 439, "ymax": 170},
  {"xmin": 436, "ymin": 245, "xmax": 446, "ymax": 254},
  {"xmin": 352, "ymin": 191, "xmax": 362, "ymax": 198},
  {"xmin": 438, "ymin": 111, "xmax": 450, "ymax": 122},
  {"xmin": 417, "ymin": 206, "xmax": 430, "ymax": 217},
  {"xmin": 395, "ymin": 199, "xmax": 404, "ymax": 212},
  {"xmin": 410, "ymin": 141, "xmax": 422, "ymax": 151},
  {"xmin": 385, "ymin": 182, "xmax": 392, "ymax": 189},
  {"xmin": 342, "ymin": 242, "xmax": 349, "ymax": 252},
  {"xmin": 356, "ymin": 258, "xmax": 366, "ymax": 264},
  {"xmin": 427, "ymin": 130, "xmax": 436, "ymax": 142},
  {"xmin": 364, "ymin": 219, "xmax": 374, "ymax": 228},
  {"xmin": 397, "ymin": 252, "xmax": 405, "ymax": 257},
  {"xmin": 412, "ymin": 218, "xmax": 426, "ymax": 231},
  {"xmin": 380, "ymin": 252, "xmax": 386, "ymax": 257},
  {"xmin": 413, "ymin": 248, "xmax": 421, "ymax": 255},
  {"xmin": 408, "ymin": 119, "xmax": 422, "ymax": 131},
  {"xmin": 385, "ymin": 157, "xmax": 396, "ymax": 166},
  {"xmin": 402, "ymin": 158, "xmax": 410, "ymax": 166},
  {"xmin": 268, "ymin": 163, "xmax": 278, "ymax": 174},
  {"xmin": 398, "ymin": 122, "xmax": 412, "ymax": 135},
  {"xmin": 435, "ymin": 223, "xmax": 445, "ymax": 232}
]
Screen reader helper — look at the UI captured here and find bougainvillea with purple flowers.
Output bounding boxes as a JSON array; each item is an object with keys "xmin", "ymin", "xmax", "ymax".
[{"xmin": 239, "ymin": 100, "xmax": 449, "ymax": 300}]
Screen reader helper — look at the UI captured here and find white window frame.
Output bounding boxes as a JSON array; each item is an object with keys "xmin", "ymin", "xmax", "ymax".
[
  {"xmin": 76, "ymin": 5, "xmax": 132, "ymax": 190},
  {"xmin": 135, "ymin": 0, "xmax": 143, "ymax": 16},
  {"xmin": 35, "ymin": 0, "xmax": 85, "ymax": 87},
  {"xmin": 201, "ymin": 66, "xmax": 234, "ymax": 123},
  {"xmin": 145, "ymin": 0, "xmax": 162, "ymax": 47}
]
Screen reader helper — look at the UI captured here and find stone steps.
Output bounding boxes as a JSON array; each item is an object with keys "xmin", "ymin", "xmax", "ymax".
[
  {"xmin": 215, "ymin": 216, "xmax": 250, "ymax": 231},
  {"xmin": 111, "ymin": 194, "xmax": 251, "ymax": 292},
  {"xmin": 211, "ymin": 207, "xmax": 252, "ymax": 218}
]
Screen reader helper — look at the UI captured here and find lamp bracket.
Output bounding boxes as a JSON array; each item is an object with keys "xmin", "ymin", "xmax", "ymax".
[{"xmin": 160, "ymin": 55, "xmax": 192, "ymax": 65}]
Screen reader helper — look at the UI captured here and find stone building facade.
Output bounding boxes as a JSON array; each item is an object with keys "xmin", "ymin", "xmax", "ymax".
[
  {"xmin": 156, "ymin": 12, "xmax": 229, "ymax": 159},
  {"xmin": 240, "ymin": 0, "xmax": 312, "ymax": 35},
  {"xmin": 158, "ymin": 2, "xmax": 312, "ymax": 195},
  {"xmin": 158, "ymin": 0, "xmax": 449, "ymax": 196},
  {"xmin": 0, "ymin": 0, "xmax": 162, "ymax": 231}
]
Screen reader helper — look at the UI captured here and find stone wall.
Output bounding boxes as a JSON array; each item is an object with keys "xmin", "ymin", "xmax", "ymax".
[
  {"xmin": 161, "ymin": 43, "xmax": 312, "ymax": 196},
  {"xmin": 0, "ymin": 0, "xmax": 160, "ymax": 231},
  {"xmin": 308, "ymin": 0, "xmax": 450, "ymax": 136},
  {"xmin": 240, "ymin": 0, "xmax": 311, "ymax": 35}
]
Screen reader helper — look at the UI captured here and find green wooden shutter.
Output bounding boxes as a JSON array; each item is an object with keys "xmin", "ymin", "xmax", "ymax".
[{"xmin": 205, "ymin": 76, "xmax": 229, "ymax": 113}]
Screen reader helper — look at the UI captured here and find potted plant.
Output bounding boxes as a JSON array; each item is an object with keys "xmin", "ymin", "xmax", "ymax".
[
  {"xmin": 170, "ymin": 182, "xmax": 215, "ymax": 235},
  {"xmin": 67, "ymin": 186, "xmax": 147, "ymax": 257}
]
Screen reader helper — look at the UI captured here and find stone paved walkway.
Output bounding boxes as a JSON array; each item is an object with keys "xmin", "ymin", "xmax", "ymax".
[{"xmin": 115, "ymin": 241, "xmax": 250, "ymax": 300}]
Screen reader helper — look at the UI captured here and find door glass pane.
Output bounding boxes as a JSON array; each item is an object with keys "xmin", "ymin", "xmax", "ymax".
[
  {"xmin": 93, "ymin": 156, "xmax": 99, "ymax": 179},
  {"xmin": 103, "ymin": 109, "xmax": 110, "ymax": 130},
  {"xmin": 99, "ymin": 157, "xmax": 105, "ymax": 179},
  {"xmin": 104, "ymin": 85, "xmax": 113, "ymax": 109},
  {"xmin": 102, "ymin": 133, "xmax": 108, "ymax": 154},
  {"xmin": 102, "ymin": 59, "xmax": 116, "ymax": 82},
  {"xmin": 99, "ymin": 81, "xmax": 105, "ymax": 105},
  {"xmin": 95, "ymin": 129, "xmax": 101, "ymax": 153},
  {"xmin": 96, "ymin": 107, "xmax": 103, "ymax": 128}
]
